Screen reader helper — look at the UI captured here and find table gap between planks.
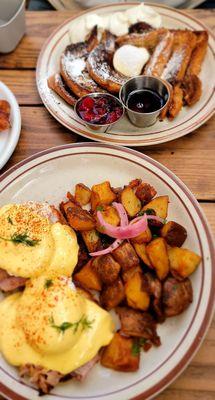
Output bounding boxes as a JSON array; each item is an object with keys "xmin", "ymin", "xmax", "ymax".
[{"xmin": 0, "ymin": 5, "xmax": 214, "ymax": 400}]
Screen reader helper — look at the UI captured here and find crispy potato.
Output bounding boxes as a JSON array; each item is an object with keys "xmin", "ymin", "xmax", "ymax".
[
  {"xmin": 64, "ymin": 205, "xmax": 95, "ymax": 231},
  {"xmin": 135, "ymin": 183, "xmax": 157, "ymax": 204},
  {"xmin": 133, "ymin": 242, "xmax": 151, "ymax": 267},
  {"xmin": 100, "ymin": 278, "xmax": 125, "ymax": 310},
  {"xmin": 168, "ymin": 247, "xmax": 201, "ymax": 279},
  {"xmin": 125, "ymin": 272, "xmax": 150, "ymax": 311},
  {"xmin": 131, "ymin": 227, "xmax": 152, "ymax": 244},
  {"xmin": 91, "ymin": 181, "xmax": 116, "ymax": 211},
  {"xmin": 121, "ymin": 186, "xmax": 141, "ymax": 217},
  {"xmin": 113, "ymin": 242, "xmax": 139, "ymax": 271},
  {"xmin": 0, "ymin": 100, "xmax": 10, "ymax": 115},
  {"xmin": 74, "ymin": 260, "xmax": 102, "ymax": 291},
  {"xmin": 76, "ymin": 287, "xmax": 95, "ymax": 302},
  {"xmin": 93, "ymin": 254, "xmax": 121, "ymax": 285},
  {"xmin": 142, "ymin": 196, "xmax": 169, "ymax": 219},
  {"xmin": 101, "ymin": 332, "xmax": 140, "ymax": 372},
  {"xmin": 160, "ymin": 221, "xmax": 187, "ymax": 247},
  {"xmin": 122, "ymin": 265, "xmax": 142, "ymax": 283},
  {"xmin": 96, "ymin": 205, "xmax": 120, "ymax": 233},
  {"xmin": 75, "ymin": 183, "xmax": 91, "ymax": 205},
  {"xmin": 81, "ymin": 229, "xmax": 101, "ymax": 253},
  {"xmin": 0, "ymin": 110, "xmax": 10, "ymax": 131},
  {"xmin": 146, "ymin": 238, "xmax": 169, "ymax": 280}
]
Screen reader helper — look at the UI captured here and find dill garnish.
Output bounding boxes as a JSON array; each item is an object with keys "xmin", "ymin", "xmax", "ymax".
[
  {"xmin": 50, "ymin": 314, "xmax": 94, "ymax": 334},
  {"xmin": 0, "ymin": 232, "xmax": 40, "ymax": 247}
]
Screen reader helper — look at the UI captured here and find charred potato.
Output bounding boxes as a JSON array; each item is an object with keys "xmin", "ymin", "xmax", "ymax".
[
  {"xmin": 161, "ymin": 221, "xmax": 187, "ymax": 247},
  {"xmin": 131, "ymin": 227, "xmax": 152, "ymax": 244},
  {"xmin": 163, "ymin": 277, "xmax": 193, "ymax": 317},
  {"xmin": 64, "ymin": 206, "xmax": 95, "ymax": 231},
  {"xmin": 74, "ymin": 260, "xmax": 102, "ymax": 291},
  {"xmin": 135, "ymin": 183, "xmax": 157, "ymax": 204},
  {"xmin": 75, "ymin": 183, "xmax": 91, "ymax": 205},
  {"xmin": 142, "ymin": 196, "xmax": 169, "ymax": 219},
  {"xmin": 168, "ymin": 247, "xmax": 201, "ymax": 279},
  {"xmin": 91, "ymin": 181, "xmax": 116, "ymax": 211},
  {"xmin": 113, "ymin": 242, "xmax": 139, "ymax": 271},
  {"xmin": 81, "ymin": 229, "xmax": 101, "ymax": 253},
  {"xmin": 146, "ymin": 238, "xmax": 169, "ymax": 280},
  {"xmin": 101, "ymin": 332, "xmax": 140, "ymax": 372},
  {"xmin": 121, "ymin": 186, "xmax": 141, "ymax": 217},
  {"xmin": 133, "ymin": 242, "xmax": 151, "ymax": 267},
  {"xmin": 93, "ymin": 254, "xmax": 121, "ymax": 285},
  {"xmin": 125, "ymin": 272, "xmax": 150, "ymax": 311},
  {"xmin": 100, "ymin": 278, "xmax": 125, "ymax": 310}
]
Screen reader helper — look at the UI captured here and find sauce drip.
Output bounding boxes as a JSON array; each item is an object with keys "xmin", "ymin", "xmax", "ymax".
[{"xmin": 127, "ymin": 89, "xmax": 165, "ymax": 113}]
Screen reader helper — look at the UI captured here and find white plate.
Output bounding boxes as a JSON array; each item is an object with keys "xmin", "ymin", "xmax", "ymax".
[
  {"xmin": 0, "ymin": 81, "xmax": 21, "ymax": 170},
  {"xmin": 0, "ymin": 143, "xmax": 214, "ymax": 400},
  {"xmin": 36, "ymin": 2, "xmax": 215, "ymax": 147}
]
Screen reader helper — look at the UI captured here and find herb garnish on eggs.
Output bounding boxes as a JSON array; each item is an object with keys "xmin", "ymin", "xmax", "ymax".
[
  {"xmin": 0, "ymin": 232, "xmax": 40, "ymax": 247},
  {"xmin": 50, "ymin": 314, "xmax": 94, "ymax": 334}
]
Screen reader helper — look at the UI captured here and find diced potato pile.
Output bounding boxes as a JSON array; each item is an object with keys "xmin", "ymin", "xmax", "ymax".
[{"xmin": 59, "ymin": 179, "xmax": 201, "ymax": 372}]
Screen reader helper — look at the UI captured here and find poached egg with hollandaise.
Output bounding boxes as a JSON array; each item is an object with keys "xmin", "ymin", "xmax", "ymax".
[
  {"xmin": 0, "ymin": 276, "xmax": 114, "ymax": 374},
  {"xmin": 0, "ymin": 203, "xmax": 79, "ymax": 278}
]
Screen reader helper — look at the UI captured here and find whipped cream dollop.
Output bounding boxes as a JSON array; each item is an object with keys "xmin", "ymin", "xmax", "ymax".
[
  {"xmin": 113, "ymin": 45, "xmax": 150, "ymax": 77},
  {"xmin": 69, "ymin": 3, "xmax": 162, "ymax": 44}
]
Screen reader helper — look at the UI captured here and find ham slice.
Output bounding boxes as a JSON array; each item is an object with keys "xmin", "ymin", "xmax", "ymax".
[
  {"xmin": 0, "ymin": 275, "xmax": 27, "ymax": 292},
  {"xmin": 71, "ymin": 354, "xmax": 100, "ymax": 381}
]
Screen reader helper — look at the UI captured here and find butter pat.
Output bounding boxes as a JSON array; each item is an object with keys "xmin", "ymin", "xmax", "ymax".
[{"xmin": 113, "ymin": 45, "xmax": 150, "ymax": 78}]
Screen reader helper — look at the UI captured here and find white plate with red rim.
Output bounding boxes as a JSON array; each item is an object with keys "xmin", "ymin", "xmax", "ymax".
[
  {"xmin": 0, "ymin": 143, "xmax": 214, "ymax": 400},
  {"xmin": 36, "ymin": 2, "xmax": 215, "ymax": 147},
  {"xmin": 0, "ymin": 81, "xmax": 21, "ymax": 170}
]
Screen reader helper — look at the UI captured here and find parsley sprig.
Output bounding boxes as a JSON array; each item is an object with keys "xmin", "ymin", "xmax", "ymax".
[
  {"xmin": 50, "ymin": 314, "xmax": 94, "ymax": 334},
  {"xmin": 0, "ymin": 232, "xmax": 40, "ymax": 247},
  {"xmin": 131, "ymin": 339, "xmax": 147, "ymax": 356}
]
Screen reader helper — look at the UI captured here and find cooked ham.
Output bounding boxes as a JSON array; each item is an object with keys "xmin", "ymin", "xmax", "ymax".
[
  {"xmin": 0, "ymin": 268, "xmax": 9, "ymax": 281},
  {"xmin": 116, "ymin": 306, "xmax": 161, "ymax": 346},
  {"xmin": 0, "ymin": 275, "xmax": 27, "ymax": 292},
  {"xmin": 20, "ymin": 355, "xmax": 100, "ymax": 394}
]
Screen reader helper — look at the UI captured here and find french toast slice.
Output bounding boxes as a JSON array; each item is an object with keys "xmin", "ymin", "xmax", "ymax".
[
  {"xmin": 144, "ymin": 31, "xmax": 174, "ymax": 77},
  {"xmin": 186, "ymin": 31, "xmax": 208, "ymax": 76},
  {"xmin": 48, "ymin": 73, "xmax": 77, "ymax": 106},
  {"xmin": 116, "ymin": 29, "xmax": 167, "ymax": 51}
]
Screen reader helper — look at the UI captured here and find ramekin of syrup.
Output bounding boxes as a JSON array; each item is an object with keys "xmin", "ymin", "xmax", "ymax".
[
  {"xmin": 75, "ymin": 93, "xmax": 124, "ymax": 132},
  {"xmin": 119, "ymin": 76, "xmax": 170, "ymax": 128}
]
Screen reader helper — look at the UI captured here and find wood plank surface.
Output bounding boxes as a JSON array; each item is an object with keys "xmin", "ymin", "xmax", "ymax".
[{"xmin": 0, "ymin": 6, "xmax": 214, "ymax": 400}]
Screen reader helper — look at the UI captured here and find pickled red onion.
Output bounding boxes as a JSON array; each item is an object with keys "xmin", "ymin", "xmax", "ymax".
[
  {"xmin": 96, "ymin": 211, "xmax": 148, "ymax": 239},
  {"xmin": 89, "ymin": 239, "xmax": 123, "ymax": 257},
  {"xmin": 112, "ymin": 201, "xmax": 129, "ymax": 226}
]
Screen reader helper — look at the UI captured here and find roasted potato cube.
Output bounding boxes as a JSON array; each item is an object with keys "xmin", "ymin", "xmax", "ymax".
[
  {"xmin": 125, "ymin": 272, "xmax": 150, "ymax": 311},
  {"xmin": 81, "ymin": 229, "xmax": 101, "ymax": 253},
  {"xmin": 64, "ymin": 206, "xmax": 95, "ymax": 231},
  {"xmin": 131, "ymin": 227, "xmax": 152, "ymax": 244},
  {"xmin": 74, "ymin": 260, "xmax": 102, "ymax": 291},
  {"xmin": 96, "ymin": 205, "xmax": 120, "ymax": 233},
  {"xmin": 100, "ymin": 278, "xmax": 125, "ymax": 310},
  {"xmin": 0, "ymin": 110, "xmax": 10, "ymax": 131},
  {"xmin": 113, "ymin": 242, "xmax": 139, "ymax": 271},
  {"xmin": 133, "ymin": 242, "xmax": 151, "ymax": 267},
  {"xmin": 135, "ymin": 183, "xmax": 157, "ymax": 204},
  {"xmin": 101, "ymin": 332, "xmax": 140, "ymax": 372},
  {"xmin": 146, "ymin": 238, "xmax": 169, "ymax": 280},
  {"xmin": 91, "ymin": 181, "xmax": 116, "ymax": 211},
  {"xmin": 122, "ymin": 265, "xmax": 142, "ymax": 283},
  {"xmin": 0, "ymin": 100, "xmax": 10, "ymax": 115},
  {"xmin": 75, "ymin": 183, "xmax": 91, "ymax": 205},
  {"xmin": 121, "ymin": 186, "xmax": 141, "ymax": 217},
  {"xmin": 142, "ymin": 196, "xmax": 169, "ymax": 219},
  {"xmin": 161, "ymin": 221, "xmax": 187, "ymax": 247},
  {"xmin": 93, "ymin": 254, "xmax": 121, "ymax": 285},
  {"xmin": 168, "ymin": 247, "xmax": 201, "ymax": 279}
]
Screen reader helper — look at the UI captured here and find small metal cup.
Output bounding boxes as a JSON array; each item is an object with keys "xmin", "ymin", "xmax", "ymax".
[
  {"xmin": 74, "ymin": 93, "xmax": 124, "ymax": 133},
  {"xmin": 119, "ymin": 76, "xmax": 170, "ymax": 128}
]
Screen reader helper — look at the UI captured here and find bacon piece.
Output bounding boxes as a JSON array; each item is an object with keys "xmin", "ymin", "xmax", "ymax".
[{"xmin": 0, "ymin": 276, "xmax": 27, "ymax": 292}]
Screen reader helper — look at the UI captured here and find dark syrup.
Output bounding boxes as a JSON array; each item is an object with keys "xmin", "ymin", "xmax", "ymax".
[{"xmin": 127, "ymin": 89, "xmax": 165, "ymax": 113}]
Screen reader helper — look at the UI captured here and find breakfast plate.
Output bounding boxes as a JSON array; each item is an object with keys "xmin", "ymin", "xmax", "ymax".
[
  {"xmin": 0, "ymin": 143, "xmax": 214, "ymax": 400},
  {"xmin": 36, "ymin": 2, "xmax": 215, "ymax": 147},
  {"xmin": 0, "ymin": 81, "xmax": 21, "ymax": 169}
]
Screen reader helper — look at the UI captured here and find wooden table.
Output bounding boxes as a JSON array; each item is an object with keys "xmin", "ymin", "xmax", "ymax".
[{"xmin": 0, "ymin": 5, "xmax": 214, "ymax": 400}]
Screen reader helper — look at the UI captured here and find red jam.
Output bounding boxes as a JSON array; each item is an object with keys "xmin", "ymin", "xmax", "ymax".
[{"xmin": 76, "ymin": 95, "xmax": 123, "ymax": 125}]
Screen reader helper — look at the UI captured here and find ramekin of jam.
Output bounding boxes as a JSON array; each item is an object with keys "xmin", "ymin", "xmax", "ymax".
[
  {"xmin": 119, "ymin": 76, "xmax": 170, "ymax": 128},
  {"xmin": 74, "ymin": 93, "xmax": 124, "ymax": 132}
]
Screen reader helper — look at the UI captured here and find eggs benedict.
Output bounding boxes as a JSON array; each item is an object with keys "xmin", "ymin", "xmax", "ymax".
[
  {"xmin": 0, "ymin": 203, "xmax": 79, "ymax": 287},
  {"xmin": 0, "ymin": 275, "xmax": 114, "ymax": 392}
]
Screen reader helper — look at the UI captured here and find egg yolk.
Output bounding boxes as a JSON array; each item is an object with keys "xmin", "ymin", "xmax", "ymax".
[
  {"xmin": 0, "ymin": 204, "xmax": 79, "ymax": 278},
  {"xmin": 0, "ymin": 276, "xmax": 114, "ymax": 374}
]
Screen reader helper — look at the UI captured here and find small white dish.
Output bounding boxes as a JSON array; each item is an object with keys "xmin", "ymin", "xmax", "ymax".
[{"xmin": 0, "ymin": 81, "xmax": 21, "ymax": 170}]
